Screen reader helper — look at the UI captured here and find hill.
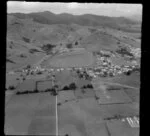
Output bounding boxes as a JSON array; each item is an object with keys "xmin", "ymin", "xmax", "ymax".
[{"xmin": 6, "ymin": 12, "xmax": 141, "ymax": 72}]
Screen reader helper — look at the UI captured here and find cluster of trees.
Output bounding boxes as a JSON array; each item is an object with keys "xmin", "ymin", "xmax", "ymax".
[
  {"xmin": 62, "ymin": 83, "xmax": 77, "ymax": 91},
  {"xmin": 76, "ymin": 70, "xmax": 92, "ymax": 81},
  {"xmin": 19, "ymin": 53, "xmax": 27, "ymax": 58},
  {"xmin": 24, "ymin": 64, "xmax": 31, "ymax": 70},
  {"xmin": 6, "ymin": 85, "xmax": 16, "ymax": 91},
  {"xmin": 88, "ymin": 28, "xmax": 97, "ymax": 33},
  {"xmin": 123, "ymin": 66, "xmax": 140, "ymax": 76},
  {"xmin": 81, "ymin": 84, "xmax": 93, "ymax": 89},
  {"xmin": 75, "ymin": 41, "xmax": 78, "ymax": 46},
  {"xmin": 66, "ymin": 43, "xmax": 72, "ymax": 49},
  {"xmin": 6, "ymin": 58, "xmax": 16, "ymax": 64},
  {"xmin": 41, "ymin": 43, "xmax": 56, "ymax": 54},
  {"xmin": 107, "ymin": 86, "xmax": 121, "ymax": 91},
  {"xmin": 15, "ymin": 81, "xmax": 94, "ymax": 95},
  {"xmin": 29, "ymin": 48, "xmax": 40, "ymax": 54},
  {"xmin": 123, "ymin": 70, "xmax": 132, "ymax": 76},
  {"xmin": 16, "ymin": 89, "xmax": 38, "ymax": 95},
  {"xmin": 16, "ymin": 87, "xmax": 58, "ymax": 96},
  {"xmin": 22, "ymin": 37, "xmax": 30, "ymax": 43},
  {"xmin": 104, "ymin": 114, "xmax": 125, "ymax": 121},
  {"xmin": 116, "ymin": 47, "xmax": 133, "ymax": 57},
  {"xmin": 62, "ymin": 82, "xmax": 94, "ymax": 91}
]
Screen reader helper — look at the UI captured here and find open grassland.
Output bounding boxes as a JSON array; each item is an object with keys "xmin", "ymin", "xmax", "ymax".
[
  {"xmin": 6, "ymin": 52, "xmax": 45, "ymax": 72},
  {"xmin": 41, "ymin": 49, "xmax": 96, "ymax": 68}
]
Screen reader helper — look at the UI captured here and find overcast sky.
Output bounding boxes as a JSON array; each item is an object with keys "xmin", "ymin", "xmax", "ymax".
[{"xmin": 7, "ymin": 1, "xmax": 142, "ymax": 17}]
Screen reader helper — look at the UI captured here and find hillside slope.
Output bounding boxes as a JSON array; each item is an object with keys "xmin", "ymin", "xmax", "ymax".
[{"xmin": 7, "ymin": 13, "xmax": 141, "ymax": 72}]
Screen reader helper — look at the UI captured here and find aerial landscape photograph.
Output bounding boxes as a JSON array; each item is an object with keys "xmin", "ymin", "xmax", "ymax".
[{"xmin": 5, "ymin": 1, "xmax": 141, "ymax": 136}]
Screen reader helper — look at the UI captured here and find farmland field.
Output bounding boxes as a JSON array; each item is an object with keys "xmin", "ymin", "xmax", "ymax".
[{"xmin": 5, "ymin": 93, "xmax": 56, "ymax": 135}]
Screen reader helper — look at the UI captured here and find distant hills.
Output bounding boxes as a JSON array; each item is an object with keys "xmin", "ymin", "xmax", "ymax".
[
  {"xmin": 126, "ymin": 14, "xmax": 142, "ymax": 22},
  {"xmin": 8, "ymin": 11, "xmax": 141, "ymax": 32}
]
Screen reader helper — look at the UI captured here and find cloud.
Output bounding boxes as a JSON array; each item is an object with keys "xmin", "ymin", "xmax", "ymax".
[
  {"xmin": 7, "ymin": 2, "xmax": 142, "ymax": 17},
  {"xmin": 67, "ymin": 2, "xmax": 81, "ymax": 9}
]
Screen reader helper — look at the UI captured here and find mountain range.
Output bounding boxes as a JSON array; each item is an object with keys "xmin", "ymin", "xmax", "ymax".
[{"xmin": 8, "ymin": 11, "xmax": 141, "ymax": 32}]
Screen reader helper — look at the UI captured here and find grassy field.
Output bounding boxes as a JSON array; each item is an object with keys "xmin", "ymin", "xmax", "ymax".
[
  {"xmin": 41, "ymin": 49, "xmax": 96, "ymax": 68},
  {"xmin": 6, "ymin": 52, "xmax": 45, "ymax": 72}
]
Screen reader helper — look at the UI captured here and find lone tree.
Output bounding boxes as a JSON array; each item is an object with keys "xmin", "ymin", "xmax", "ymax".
[
  {"xmin": 75, "ymin": 41, "xmax": 78, "ymax": 45},
  {"xmin": 22, "ymin": 37, "xmax": 30, "ymax": 43},
  {"xmin": 69, "ymin": 82, "xmax": 77, "ymax": 90},
  {"xmin": 26, "ymin": 64, "xmax": 31, "ymax": 69},
  {"xmin": 33, "ymin": 89, "xmax": 39, "ymax": 93},
  {"xmin": 124, "ymin": 70, "xmax": 132, "ymax": 76},
  {"xmin": 51, "ymin": 88, "xmax": 58, "ymax": 96},
  {"xmin": 66, "ymin": 43, "xmax": 72, "ymax": 49},
  {"xmin": 8, "ymin": 85, "xmax": 15, "ymax": 90},
  {"xmin": 63, "ymin": 85, "xmax": 70, "ymax": 90}
]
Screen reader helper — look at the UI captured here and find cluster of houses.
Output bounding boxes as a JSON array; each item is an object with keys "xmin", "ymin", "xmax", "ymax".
[
  {"xmin": 125, "ymin": 116, "xmax": 139, "ymax": 128},
  {"xmin": 9, "ymin": 60, "xmax": 139, "ymax": 81},
  {"xmin": 85, "ymin": 52, "xmax": 139, "ymax": 78},
  {"xmin": 8, "ymin": 48, "xmax": 140, "ymax": 82},
  {"xmin": 130, "ymin": 48, "xmax": 141, "ymax": 58}
]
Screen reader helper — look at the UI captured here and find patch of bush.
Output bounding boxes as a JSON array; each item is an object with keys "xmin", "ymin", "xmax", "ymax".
[
  {"xmin": 8, "ymin": 85, "xmax": 15, "ymax": 90},
  {"xmin": 33, "ymin": 89, "xmax": 39, "ymax": 93},
  {"xmin": 124, "ymin": 70, "xmax": 132, "ymax": 76},
  {"xmin": 57, "ymin": 102, "xmax": 61, "ymax": 106},
  {"xmin": 29, "ymin": 48, "xmax": 40, "ymax": 54},
  {"xmin": 22, "ymin": 77, "xmax": 26, "ymax": 81},
  {"xmin": 66, "ymin": 43, "xmax": 72, "ymax": 49},
  {"xmin": 81, "ymin": 84, "xmax": 93, "ymax": 89},
  {"xmin": 26, "ymin": 64, "xmax": 31, "ymax": 69},
  {"xmin": 20, "ymin": 53, "xmax": 27, "ymax": 58},
  {"xmin": 107, "ymin": 86, "xmax": 121, "ymax": 91},
  {"xmin": 116, "ymin": 47, "xmax": 133, "ymax": 57},
  {"xmin": 44, "ymin": 88, "xmax": 51, "ymax": 92},
  {"xmin": 69, "ymin": 83, "xmax": 77, "ymax": 90},
  {"xmin": 63, "ymin": 86, "xmax": 70, "ymax": 90},
  {"xmin": 75, "ymin": 41, "xmax": 78, "ymax": 45},
  {"xmin": 81, "ymin": 85, "xmax": 87, "ymax": 89},
  {"xmin": 22, "ymin": 37, "xmax": 30, "ymax": 43},
  {"xmin": 37, "ymin": 71, "xmax": 42, "ymax": 75},
  {"xmin": 51, "ymin": 90, "xmax": 58, "ymax": 96},
  {"xmin": 41, "ymin": 43, "xmax": 56, "ymax": 54},
  {"xmin": 104, "ymin": 114, "xmax": 123, "ymax": 120},
  {"xmin": 16, "ymin": 91, "xmax": 21, "ymax": 95},
  {"xmin": 6, "ymin": 58, "xmax": 16, "ymax": 64},
  {"xmin": 132, "ymin": 67, "xmax": 140, "ymax": 72},
  {"xmin": 86, "ymin": 84, "xmax": 93, "ymax": 89}
]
